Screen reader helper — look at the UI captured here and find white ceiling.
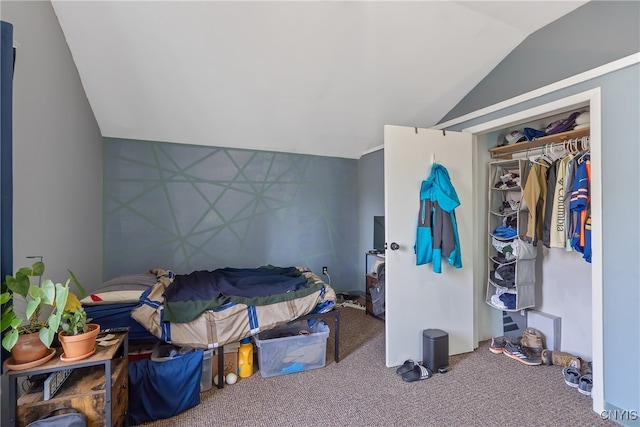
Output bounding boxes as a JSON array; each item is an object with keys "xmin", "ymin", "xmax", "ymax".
[{"xmin": 51, "ymin": 1, "xmax": 587, "ymax": 159}]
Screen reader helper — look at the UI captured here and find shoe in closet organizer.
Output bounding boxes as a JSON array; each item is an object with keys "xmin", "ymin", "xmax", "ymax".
[{"xmin": 485, "ymin": 159, "xmax": 537, "ymax": 311}]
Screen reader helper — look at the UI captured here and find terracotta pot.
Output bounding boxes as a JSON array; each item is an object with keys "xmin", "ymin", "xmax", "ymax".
[
  {"xmin": 11, "ymin": 332, "xmax": 49, "ymax": 365},
  {"xmin": 58, "ymin": 323, "xmax": 100, "ymax": 360}
]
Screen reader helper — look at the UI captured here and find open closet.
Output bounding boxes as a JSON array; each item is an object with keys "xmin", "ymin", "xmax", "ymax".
[
  {"xmin": 384, "ymin": 87, "xmax": 603, "ymax": 413},
  {"xmin": 484, "ymin": 111, "xmax": 593, "ymax": 361}
]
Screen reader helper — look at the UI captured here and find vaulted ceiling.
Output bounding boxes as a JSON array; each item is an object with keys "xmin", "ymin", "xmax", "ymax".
[{"xmin": 51, "ymin": 1, "xmax": 587, "ymax": 159}]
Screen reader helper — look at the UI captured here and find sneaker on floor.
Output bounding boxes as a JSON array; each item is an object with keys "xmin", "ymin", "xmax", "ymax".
[
  {"xmin": 489, "ymin": 336, "xmax": 508, "ymax": 354},
  {"xmin": 503, "ymin": 341, "xmax": 542, "ymax": 366},
  {"xmin": 578, "ymin": 373, "xmax": 593, "ymax": 396},
  {"xmin": 563, "ymin": 366, "xmax": 581, "ymax": 388}
]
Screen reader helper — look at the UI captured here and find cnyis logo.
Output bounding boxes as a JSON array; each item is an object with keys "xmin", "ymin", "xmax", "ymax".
[{"xmin": 600, "ymin": 410, "xmax": 638, "ymax": 421}]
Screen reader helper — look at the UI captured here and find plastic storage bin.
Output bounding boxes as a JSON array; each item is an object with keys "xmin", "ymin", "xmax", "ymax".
[{"xmin": 254, "ymin": 320, "xmax": 330, "ymax": 378}]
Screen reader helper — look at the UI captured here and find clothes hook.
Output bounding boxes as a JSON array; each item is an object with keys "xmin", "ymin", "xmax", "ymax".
[
  {"xmin": 431, "ymin": 153, "xmax": 436, "ymax": 165},
  {"xmin": 415, "ymin": 127, "xmax": 418, "ymax": 134},
  {"xmin": 442, "ymin": 130, "xmax": 446, "ymax": 136}
]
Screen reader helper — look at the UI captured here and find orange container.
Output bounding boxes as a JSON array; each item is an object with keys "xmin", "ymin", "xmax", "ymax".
[{"xmin": 237, "ymin": 337, "xmax": 253, "ymax": 378}]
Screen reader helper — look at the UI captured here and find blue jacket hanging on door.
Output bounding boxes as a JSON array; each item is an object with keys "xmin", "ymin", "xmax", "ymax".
[{"xmin": 415, "ymin": 163, "xmax": 462, "ymax": 273}]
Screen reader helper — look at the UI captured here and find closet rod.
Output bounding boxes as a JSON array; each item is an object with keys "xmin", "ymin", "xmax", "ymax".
[
  {"xmin": 545, "ymin": 135, "xmax": 590, "ymax": 154},
  {"xmin": 489, "ymin": 127, "xmax": 590, "ymax": 159},
  {"xmin": 510, "ymin": 136, "xmax": 590, "ymax": 162}
]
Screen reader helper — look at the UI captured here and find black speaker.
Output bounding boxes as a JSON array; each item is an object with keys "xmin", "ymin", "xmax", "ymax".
[{"xmin": 422, "ymin": 329, "xmax": 449, "ymax": 372}]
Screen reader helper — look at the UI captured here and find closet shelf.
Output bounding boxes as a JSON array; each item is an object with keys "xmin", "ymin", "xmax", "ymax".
[
  {"xmin": 489, "ymin": 233, "xmax": 517, "ymax": 241},
  {"xmin": 489, "ymin": 210, "xmax": 518, "ymax": 217},
  {"xmin": 485, "ymin": 300, "xmax": 520, "ymax": 312},
  {"xmin": 490, "ymin": 187, "xmax": 522, "ymax": 191},
  {"xmin": 487, "ymin": 278, "xmax": 516, "ymax": 291},
  {"xmin": 489, "ymin": 256, "xmax": 517, "ymax": 266},
  {"xmin": 489, "ymin": 127, "xmax": 590, "ymax": 159}
]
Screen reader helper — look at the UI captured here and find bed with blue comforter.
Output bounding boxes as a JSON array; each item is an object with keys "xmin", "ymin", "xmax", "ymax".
[{"xmin": 130, "ymin": 265, "xmax": 336, "ymax": 349}]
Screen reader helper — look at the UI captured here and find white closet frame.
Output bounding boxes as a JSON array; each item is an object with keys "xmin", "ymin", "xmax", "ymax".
[{"xmin": 455, "ymin": 88, "xmax": 603, "ymax": 414}]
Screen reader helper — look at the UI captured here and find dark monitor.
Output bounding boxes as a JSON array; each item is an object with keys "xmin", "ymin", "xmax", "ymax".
[{"xmin": 373, "ymin": 216, "xmax": 385, "ymax": 252}]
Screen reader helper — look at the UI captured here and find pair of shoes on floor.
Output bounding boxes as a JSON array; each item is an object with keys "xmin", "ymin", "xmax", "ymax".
[
  {"xmin": 489, "ymin": 335, "xmax": 542, "ymax": 365},
  {"xmin": 503, "ymin": 340, "xmax": 542, "ymax": 365},
  {"xmin": 563, "ymin": 363, "xmax": 593, "ymax": 396},
  {"xmin": 396, "ymin": 359, "xmax": 432, "ymax": 382}
]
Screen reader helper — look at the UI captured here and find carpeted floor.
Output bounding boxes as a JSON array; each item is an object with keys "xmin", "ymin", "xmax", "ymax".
[{"xmin": 137, "ymin": 307, "xmax": 612, "ymax": 426}]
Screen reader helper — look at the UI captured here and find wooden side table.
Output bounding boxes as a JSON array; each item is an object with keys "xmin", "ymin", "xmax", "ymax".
[{"xmin": 2, "ymin": 331, "xmax": 129, "ymax": 427}]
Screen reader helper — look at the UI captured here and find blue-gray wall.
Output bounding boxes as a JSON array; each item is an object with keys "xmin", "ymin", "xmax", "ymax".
[{"xmin": 103, "ymin": 138, "xmax": 359, "ymax": 292}]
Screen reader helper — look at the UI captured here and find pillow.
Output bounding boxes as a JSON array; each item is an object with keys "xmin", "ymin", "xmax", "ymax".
[{"xmin": 81, "ymin": 273, "xmax": 157, "ymax": 305}]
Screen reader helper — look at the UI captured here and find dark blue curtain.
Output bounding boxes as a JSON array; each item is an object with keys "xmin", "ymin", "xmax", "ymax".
[{"xmin": 1, "ymin": 20, "xmax": 15, "ymax": 363}]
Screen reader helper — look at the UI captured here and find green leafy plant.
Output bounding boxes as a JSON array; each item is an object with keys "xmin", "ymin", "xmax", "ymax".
[
  {"xmin": 60, "ymin": 306, "xmax": 93, "ymax": 336},
  {"xmin": 1, "ymin": 261, "xmax": 70, "ymax": 352}
]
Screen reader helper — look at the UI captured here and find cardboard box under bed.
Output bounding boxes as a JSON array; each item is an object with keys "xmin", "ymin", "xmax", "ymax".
[{"xmin": 254, "ymin": 320, "xmax": 330, "ymax": 378}]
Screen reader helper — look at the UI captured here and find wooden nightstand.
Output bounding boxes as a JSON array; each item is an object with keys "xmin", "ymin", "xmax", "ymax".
[{"xmin": 4, "ymin": 331, "xmax": 129, "ymax": 427}]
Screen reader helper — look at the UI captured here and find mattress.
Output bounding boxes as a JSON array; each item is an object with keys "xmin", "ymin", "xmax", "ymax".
[{"xmin": 131, "ymin": 266, "xmax": 336, "ymax": 349}]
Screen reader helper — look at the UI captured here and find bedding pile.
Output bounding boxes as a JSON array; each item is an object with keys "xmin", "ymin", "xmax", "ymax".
[{"xmin": 131, "ymin": 266, "xmax": 336, "ymax": 349}]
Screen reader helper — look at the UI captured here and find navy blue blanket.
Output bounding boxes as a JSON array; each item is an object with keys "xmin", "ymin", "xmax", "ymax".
[
  {"xmin": 162, "ymin": 266, "xmax": 323, "ymax": 323},
  {"xmin": 84, "ymin": 303, "xmax": 156, "ymax": 341}
]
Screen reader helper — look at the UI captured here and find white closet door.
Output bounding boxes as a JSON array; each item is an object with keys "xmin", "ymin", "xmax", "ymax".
[{"xmin": 384, "ymin": 125, "xmax": 475, "ymax": 367}]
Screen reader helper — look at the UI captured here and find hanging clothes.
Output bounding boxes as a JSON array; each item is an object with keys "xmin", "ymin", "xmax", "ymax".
[
  {"xmin": 414, "ymin": 163, "xmax": 462, "ymax": 273},
  {"xmin": 549, "ymin": 153, "xmax": 574, "ymax": 248},
  {"xmin": 522, "ymin": 159, "xmax": 550, "ymax": 244},
  {"xmin": 563, "ymin": 153, "xmax": 578, "ymax": 251},
  {"xmin": 542, "ymin": 159, "xmax": 560, "ymax": 247},
  {"xmin": 570, "ymin": 153, "xmax": 591, "ymax": 263}
]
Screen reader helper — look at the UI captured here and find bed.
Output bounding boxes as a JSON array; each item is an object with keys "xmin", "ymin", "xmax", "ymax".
[
  {"xmin": 81, "ymin": 273, "xmax": 159, "ymax": 341},
  {"xmin": 123, "ymin": 265, "xmax": 337, "ymax": 349}
]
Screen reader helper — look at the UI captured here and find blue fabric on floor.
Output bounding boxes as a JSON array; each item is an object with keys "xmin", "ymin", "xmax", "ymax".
[{"xmin": 128, "ymin": 349, "xmax": 203, "ymax": 424}]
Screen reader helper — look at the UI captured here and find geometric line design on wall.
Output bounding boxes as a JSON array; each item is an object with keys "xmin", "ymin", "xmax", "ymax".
[{"xmin": 103, "ymin": 138, "xmax": 359, "ymax": 290}]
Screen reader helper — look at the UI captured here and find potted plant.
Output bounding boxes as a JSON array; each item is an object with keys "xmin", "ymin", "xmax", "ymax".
[
  {"xmin": 57, "ymin": 304, "xmax": 100, "ymax": 361},
  {"xmin": 1, "ymin": 261, "xmax": 70, "ymax": 366}
]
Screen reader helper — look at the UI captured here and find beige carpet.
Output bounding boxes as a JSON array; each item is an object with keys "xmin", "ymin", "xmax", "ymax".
[{"xmin": 137, "ymin": 307, "xmax": 612, "ymax": 427}]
